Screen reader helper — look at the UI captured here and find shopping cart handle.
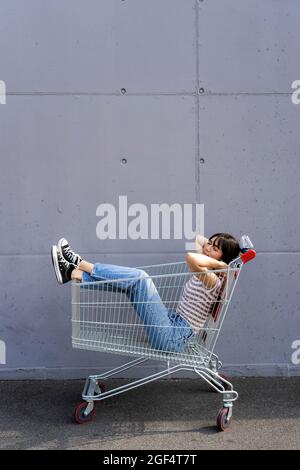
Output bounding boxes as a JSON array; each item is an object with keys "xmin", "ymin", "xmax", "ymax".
[
  {"xmin": 239, "ymin": 235, "xmax": 256, "ymax": 264},
  {"xmin": 240, "ymin": 249, "xmax": 256, "ymax": 264}
]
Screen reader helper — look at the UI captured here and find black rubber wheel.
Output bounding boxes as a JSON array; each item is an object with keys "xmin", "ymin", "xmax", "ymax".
[
  {"xmin": 217, "ymin": 407, "xmax": 231, "ymax": 431},
  {"xmin": 74, "ymin": 402, "xmax": 96, "ymax": 424}
]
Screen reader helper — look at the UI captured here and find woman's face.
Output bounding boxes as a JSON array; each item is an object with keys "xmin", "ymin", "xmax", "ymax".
[{"xmin": 203, "ymin": 237, "xmax": 223, "ymax": 261}]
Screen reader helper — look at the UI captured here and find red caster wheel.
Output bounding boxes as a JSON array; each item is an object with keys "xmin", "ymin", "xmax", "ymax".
[
  {"xmin": 217, "ymin": 407, "xmax": 231, "ymax": 431},
  {"xmin": 74, "ymin": 402, "xmax": 96, "ymax": 424}
]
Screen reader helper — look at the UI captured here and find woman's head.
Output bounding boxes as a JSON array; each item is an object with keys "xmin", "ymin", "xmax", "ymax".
[{"xmin": 203, "ymin": 233, "xmax": 240, "ymax": 264}]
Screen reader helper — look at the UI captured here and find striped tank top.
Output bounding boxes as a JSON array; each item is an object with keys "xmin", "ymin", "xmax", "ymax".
[{"xmin": 176, "ymin": 274, "xmax": 223, "ymax": 332}]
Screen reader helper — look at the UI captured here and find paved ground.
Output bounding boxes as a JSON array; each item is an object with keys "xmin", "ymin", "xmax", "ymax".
[{"xmin": 0, "ymin": 377, "xmax": 299, "ymax": 450}]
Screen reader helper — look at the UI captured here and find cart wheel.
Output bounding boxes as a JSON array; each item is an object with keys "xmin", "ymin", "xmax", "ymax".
[
  {"xmin": 217, "ymin": 407, "xmax": 231, "ymax": 431},
  {"xmin": 74, "ymin": 402, "xmax": 96, "ymax": 424}
]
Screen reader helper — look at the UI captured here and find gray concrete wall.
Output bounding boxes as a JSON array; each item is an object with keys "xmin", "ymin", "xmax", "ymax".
[{"xmin": 0, "ymin": 0, "xmax": 299, "ymax": 378}]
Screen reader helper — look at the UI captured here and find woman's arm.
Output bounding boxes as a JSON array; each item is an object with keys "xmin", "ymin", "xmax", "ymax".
[
  {"xmin": 185, "ymin": 252, "xmax": 227, "ymax": 289},
  {"xmin": 186, "ymin": 252, "xmax": 227, "ymax": 270}
]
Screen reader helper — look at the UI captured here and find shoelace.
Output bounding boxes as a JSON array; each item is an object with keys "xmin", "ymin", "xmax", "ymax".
[{"xmin": 64, "ymin": 245, "xmax": 78, "ymax": 263}]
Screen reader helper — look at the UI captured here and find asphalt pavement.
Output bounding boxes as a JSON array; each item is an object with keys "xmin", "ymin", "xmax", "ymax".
[{"xmin": 0, "ymin": 377, "xmax": 299, "ymax": 450}]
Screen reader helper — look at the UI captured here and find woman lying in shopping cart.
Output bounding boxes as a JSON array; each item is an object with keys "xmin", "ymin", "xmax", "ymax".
[{"xmin": 51, "ymin": 233, "xmax": 240, "ymax": 353}]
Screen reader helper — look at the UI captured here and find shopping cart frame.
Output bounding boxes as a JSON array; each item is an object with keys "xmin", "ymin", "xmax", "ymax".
[{"xmin": 72, "ymin": 240, "xmax": 256, "ymax": 431}]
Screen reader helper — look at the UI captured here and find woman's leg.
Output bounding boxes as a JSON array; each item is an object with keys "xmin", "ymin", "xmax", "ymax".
[
  {"xmin": 71, "ymin": 268, "xmax": 83, "ymax": 282},
  {"xmin": 78, "ymin": 260, "xmax": 94, "ymax": 274},
  {"xmin": 79, "ymin": 261, "xmax": 192, "ymax": 352},
  {"xmin": 54, "ymin": 238, "xmax": 193, "ymax": 352},
  {"xmin": 71, "ymin": 260, "xmax": 94, "ymax": 282}
]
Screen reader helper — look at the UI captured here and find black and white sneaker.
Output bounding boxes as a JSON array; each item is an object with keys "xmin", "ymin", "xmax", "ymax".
[
  {"xmin": 51, "ymin": 245, "xmax": 76, "ymax": 284},
  {"xmin": 57, "ymin": 238, "xmax": 82, "ymax": 267}
]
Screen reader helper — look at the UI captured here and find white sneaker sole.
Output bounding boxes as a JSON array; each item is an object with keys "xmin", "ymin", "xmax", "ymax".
[
  {"xmin": 57, "ymin": 238, "xmax": 67, "ymax": 256},
  {"xmin": 51, "ymin": 245, "xmax": 63, "ymax": 284}
]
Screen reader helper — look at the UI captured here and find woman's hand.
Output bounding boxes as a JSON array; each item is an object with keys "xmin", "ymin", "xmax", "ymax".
[{"xmin": 195, "ymin": 235, "xmax": 208, "ymax": 254}]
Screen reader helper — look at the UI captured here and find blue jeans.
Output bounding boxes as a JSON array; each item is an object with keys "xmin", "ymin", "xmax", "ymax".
[{"xmin": 82, "ymin": 263, "xmax": 193, "ymax": 353}]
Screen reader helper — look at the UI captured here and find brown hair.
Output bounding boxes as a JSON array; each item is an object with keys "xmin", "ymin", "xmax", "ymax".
[{"xmin": 209, "ymin": 233, "xmax": 240, "ymax": 264}]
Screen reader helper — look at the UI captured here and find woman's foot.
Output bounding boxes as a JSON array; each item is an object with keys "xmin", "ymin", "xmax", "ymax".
[
  {"xmin": 51, "ymin": 245, "xmax": 76, "ymax": 284},
  {"xmin": 58, "ymin": 238, "xmax": 82, "ymax": 266}
]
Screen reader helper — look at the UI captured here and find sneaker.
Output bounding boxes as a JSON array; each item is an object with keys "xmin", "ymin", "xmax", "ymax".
[
  {"xmin": 51, "ymin": 245, "xmax": 76, "ymax": 284},
  {"xmin": 57, "ymin": 238, "xmax": 82, "ymax": 267}
]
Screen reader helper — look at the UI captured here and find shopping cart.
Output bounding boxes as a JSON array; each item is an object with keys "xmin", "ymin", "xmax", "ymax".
[{"xmin": 72, "ymin": 235, "xmax": 256, "ymax": 430}]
